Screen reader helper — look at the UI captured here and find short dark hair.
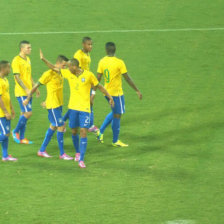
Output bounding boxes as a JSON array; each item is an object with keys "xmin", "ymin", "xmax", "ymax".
[
  {"xmin": 0, "ymin": 60, "xmax": 9, "ymax": 71},
  {"xmin": 105, "ymin": 42, "xmax": 116, "ymax": 55},
  {"xmin": 82, "ymin": 37, "xmax": 92, "ymax": 43},
  {"xmin": 19, "ymin": 40, "xmax": 30, "ymax": 49},
  {"xmin": 56, "ymin": 55, "xmax": 69, "ymax": 63},
  {"xmin": 69, "ymin": 58, "xmax": 79, "ymax": 67}
]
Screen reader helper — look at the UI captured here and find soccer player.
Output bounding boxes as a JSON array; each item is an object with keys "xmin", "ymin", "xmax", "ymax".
[
  {"xmin": 97, "ymin": 42, "xmax": 142, "ymax": 147},
  {"xmin": 40, "ymin": 50, "xmax": 114, "ymax": 168},
  {"xmin": 0, "ymin": 61, "xmax": 17, "ymax": 161},
  {"xmin": 11, "ymin": 40, "xmax": 40, "ymax": 144},
  {"xmin": 23, "ymin": 55, "xmax": 73, "ymax": 160},
  {"xmin": 70, "ymin": 37, "xmax": 98, "ymax": 133}
]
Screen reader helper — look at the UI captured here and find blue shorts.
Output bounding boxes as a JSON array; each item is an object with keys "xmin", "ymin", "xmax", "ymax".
[
  {"xmin": 0, "ymin": 117, "xmax": 11, "ymax": 136},
  {"xmin": 106, "ymin": 95, "xmax": 125, "ymax": 115},
  {"xmin": 17, "ymin": 96, "xmax": 32, "ymax": 113},
  {"xmin": 68, "ymin": 109, "xmax": 90, "ymax": 129},
  {"xmin": 48, "ymin": 106, "xmax": 64, "ymax": 127}
]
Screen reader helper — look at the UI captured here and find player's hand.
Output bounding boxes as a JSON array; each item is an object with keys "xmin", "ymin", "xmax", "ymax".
[
  {"xmin": 41, "ymin": 101, "xmax": 46, "ymax": 108},
  {"xmin": 23, "ymin": 99, "xmax": 29, "ymax": 106},
  {"xmin": 5, "ymin": 112, "xmax": 11, "ymax": 120},
  {"xmin": 40, "ymin": 49, "xmax": 44, "ymax": 60},
  {"xmin": 11, "ymin": 110, "xmax": 16, "ymax": 119},
  {"xmin": 136, "ymin": 91, "xmax": 142, "ymax": 100},
  {"xmin": 25, "ymin": 89, "xmax": 31, "ymax": 95},
  {"xmin": 36, "ymin": 89, "xmax": 40, "ymax": 98},
  {"xmin": 109, "ymin": 98, "xmax": 115, "ymax": 108}
]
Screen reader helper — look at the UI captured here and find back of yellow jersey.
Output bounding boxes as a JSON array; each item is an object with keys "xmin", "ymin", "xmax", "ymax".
[
  {"xmin": 39, "ymin": 70, "xmax": 64, "ymax": 109},
  {"xmin": 11, "ymin": 55, "xmax": 32, "ymax": 97},
  {"xmin": 97, "ymin": 56, "xmax": 127, "ymax": 96},
  {"xmin": 74, "ymin": 49, "xmax": 91, "ymax": 71},
  {"xmin": 0, "ymin": 78, "xmax": 11, "ymax": 118}
]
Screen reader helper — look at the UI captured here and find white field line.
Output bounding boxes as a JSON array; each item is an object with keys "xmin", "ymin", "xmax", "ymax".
[{"xmin": 0, "ymin": 27, "xmax": 224, "ymax": 35}]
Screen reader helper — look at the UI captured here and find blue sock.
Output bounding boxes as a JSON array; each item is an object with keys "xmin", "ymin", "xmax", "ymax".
[
  {"xmin": 57, "ymin": 131, "xmax": 64, "ymax": 156},
  {"xmin": 0, "ymin": 135, "xmax": 8, "ymax": 158},
  {"xmin": 79, "ymin": 137, "xmax": 87, "ymax": 161},
  {"xmin": 14, "ymin": 115, "xmax": 27, "ymax": 134},
  {"xmin": 63, "ymin": 111, "xmax": 69, "ymax": 122},
  {"xmin": 20, "ymin": 123, "xmax": 27, "ymax": 140},
  {"xmin": 100, "ymin": 112, "xmax": 113, "ymax": 134},
  {"xmin": 72, "ymin": 134, "xmax": 80, "ymax": 153},
  {"xmin": 90, "ymin": 109, "xmax": 94, "ymax": 127},
  {"xmin": 40, "ymin": 128, "xmax": 55, "ymax": 152},
  {"xmin": 112, "ymin": 117, "xmax": 120, "ymax": 143}
]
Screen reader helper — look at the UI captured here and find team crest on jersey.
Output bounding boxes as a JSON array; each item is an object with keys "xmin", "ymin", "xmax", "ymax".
[
  {"xmin": 6, "ymin": 126, "xmax": 9, "ymax": 131},
  {"xmin": 28, "ymin": 104, "xmax": 32, "ymax": 109},
  {"xmin": 81, "ymin": 78, "xmax": 85, "ymax": 83},
  {"xmin": 59, "ymin": 118, "xmax": 63, "ymax": 123}
]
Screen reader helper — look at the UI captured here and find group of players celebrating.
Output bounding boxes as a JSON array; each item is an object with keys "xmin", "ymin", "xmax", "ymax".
[{"xmin": 0, "ymin": 37, "xmax": 142, "ymax": 168}]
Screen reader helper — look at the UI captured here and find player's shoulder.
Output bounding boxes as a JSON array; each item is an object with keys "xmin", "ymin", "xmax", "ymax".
[
  {"xmin": 0, "ymin": 77, "xmax": 7, "ymax": 85},
  {"xmin": 74, "ymin": 49, "xmax": 82, "ymax": 56},
  {"xmin": 12, "ymin": 55, "xmax": 20, "ymax": 63}
]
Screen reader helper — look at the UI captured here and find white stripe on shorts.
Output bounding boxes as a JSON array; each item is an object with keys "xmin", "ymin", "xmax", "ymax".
[
  {"xmin": 51, "ymin": 109, "xmax": 58, "ymax": 126},
  {"xmin": 0, "ymin": 120, "xmax": 6, "ymax": 135},
  {"xmin": 119, "ymin": 95, "xmax": 124, "ymax": 114},
  {"xmin": 21, "ymin": 96, "xmax": 28, "ymax": 112}
]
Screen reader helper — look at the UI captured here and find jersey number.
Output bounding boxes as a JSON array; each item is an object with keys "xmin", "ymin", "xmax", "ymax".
[{"xmin": 103, "ymin": 69, "xmax": 110, "ymax": 83}]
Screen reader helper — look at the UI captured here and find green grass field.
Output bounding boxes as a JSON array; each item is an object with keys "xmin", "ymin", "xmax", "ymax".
[{"xmin": 0, "ymin": 0, "xmax": 224, "ymax": 223}]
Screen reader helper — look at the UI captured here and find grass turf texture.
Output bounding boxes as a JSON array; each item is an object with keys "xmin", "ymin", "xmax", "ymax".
[{"xmin": 0, "ymin": 0, "xmax": 224, "ymax": 223}]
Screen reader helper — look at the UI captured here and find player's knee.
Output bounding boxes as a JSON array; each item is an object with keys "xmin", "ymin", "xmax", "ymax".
[
  {"xmin": 50, "ymin": 125, "xmax": 57, "ymax": 131},
  {"xmin": 6, "ymin": 134, "xmax": 10, "ymax": 137},
  {"xmin": 113, "ymin": 113, "xmax": 121, "ymax": 119},
  {"xmin": 80, "ymin": 128, "xmax": 87, "ymax": 138},
  {"xmin": 24, "ymin": 111, "xmax": 32, "ymax": 118},
  {"xmin": 57, "ymin": 126, "xmax": 64, "ymax": 132},
  {"xmin": 71, "ymin": 128, "xmax": 78, "ymax": 135}
]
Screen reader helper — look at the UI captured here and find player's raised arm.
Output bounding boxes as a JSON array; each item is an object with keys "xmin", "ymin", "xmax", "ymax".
[
  {"xmin": 97, "ymin": 84, "xmax": 115, "ymax": 108},
  {"xmin": 40, "ymin": 49, "xmax": 60, "ymax": 73},
  {"xmin": 123, "ymin": 73, "xmax": 142, "ymax": 100}
]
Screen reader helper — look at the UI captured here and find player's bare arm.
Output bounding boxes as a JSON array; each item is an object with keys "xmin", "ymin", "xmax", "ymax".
[
  {"xmin": 23, "ymin": 82, "xmax": 41, "ymax": 106},
  {"xmin": 0, "ymin": 96, "xmax": 11, "ymax": 120},
  {"xmin": 40, "ymin": 49, "xmax": 60, "ymax": 73},
  {"xmin": 14, "ymin": 73, "xmax": 30, "ymax": 95},
  {"xmin": 123, "ymin": 73, "xmax": 142, "ymax": 100},
  {"xmin": 97, "ymin": 73, "xmax": 103, "ymax": 82},
  {"xmin": 10, "ymin": 101, "xmax": 15, "ymax": 119},
  {"xmin": 97, "ymin": 84, "xmax": 115, "ymax": 107},
  {"xmin": 32, "ymin": 77, "xmax": 40, "ymax": 97}
]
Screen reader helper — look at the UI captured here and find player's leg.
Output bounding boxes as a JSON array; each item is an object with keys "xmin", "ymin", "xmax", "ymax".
[
  {"xmin": 71, "ymin": 128, "xmax": 80, "ymax": 162},
  {"xmin": 13, "ymin": 96, "xmax": 33, "ymax": 144},
  {"xmin": 111, "ymin": 95, "xmax": 128, "ymax": 147},
  {"xmin": 88, "ymin": 106, "xmax": 99, "ymax": 133},
  {"xmin": 78, "ymin": 111, "xmax": 90, "ymax": 168},
  {"xmin": 51, "ymin": 107, "xmax": 73, "ymax": 160},
  {"xmin": 1, "ymin": 119, "xmax": 17, "ymax": 161},
  {"xmin": 97, "ymin": 111, "xmax": 113, "ymax": 143},
  {"xmin": 96, "ymin": 96, "xmax": 113, "ymax": 143},
  {"xmin": 38, "ymin": 124, "xmax": 56, "ymax": 158},
  {"xmin": 69, "ymin": 110, "xmax": 80, "ymax": 160}
]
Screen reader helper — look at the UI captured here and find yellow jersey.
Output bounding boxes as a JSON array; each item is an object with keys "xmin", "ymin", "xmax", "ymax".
[
  {"xmin": 61, "ymin": 69, "xmax": 98, "ymax": 112},
  {"xmin": 0, "ymin": 77, "xmax": 11, "ymax": 118},
  {"xmin": 39, "ymin": 70, "xmax": 64, "ymax": 109},
  {"xmin": 11, "ymin": 55, "xmax": 32, "ymax": 97},
  {"xmin": 74, "ymin": 49, "xmax": 91, "ymax": 71},
  {"xmin": 97, "ymin": 56, "xmax": 127, "ymax": 96}
]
